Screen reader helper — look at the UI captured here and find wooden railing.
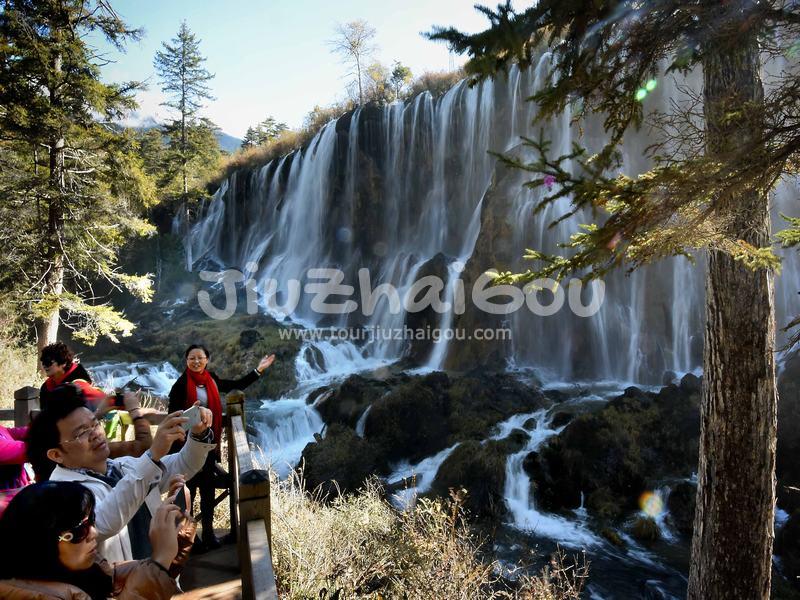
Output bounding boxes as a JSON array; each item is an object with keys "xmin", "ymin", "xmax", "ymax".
[
  {"xmin": 0, "ymin": 386, "xmax": 40, "ymax": 426},
  {"xmin": 225, "ymin": 391, "xmax": 279, "ymax": 600}
]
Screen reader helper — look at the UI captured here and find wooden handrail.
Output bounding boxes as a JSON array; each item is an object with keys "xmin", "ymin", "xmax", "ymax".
[{"xmin": 226, "ymin": 391, "xmax": 278, "ymax": 600}]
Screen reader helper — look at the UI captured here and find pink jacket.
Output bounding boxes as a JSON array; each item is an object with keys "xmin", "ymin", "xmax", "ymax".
[{"xmin": 0, "ymin": 426, "xmax": 30, "ymax": 513}]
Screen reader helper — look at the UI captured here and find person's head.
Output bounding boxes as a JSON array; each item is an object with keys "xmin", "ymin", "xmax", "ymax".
[
  {"xmin": 27, "ymin": 385, "xmax": 109, "ymax": 480},
  {"xmin": 185, "ymin": 344, "xmax": 210, "ymax": 374},
  {"xmin": 0, "ymin": 482, "xmax": 101, "ymax": 580},
  {"xmin": 40, "ymin": 342, "xmax": 75, "ymax": 379}
]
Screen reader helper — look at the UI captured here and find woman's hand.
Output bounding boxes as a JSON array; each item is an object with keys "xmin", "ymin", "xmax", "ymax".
[
  {"xmin": 257, "ymin": 353, "xmax": 276, "ymax": 374},
  {"xmin": 191, "ymin": 403, "xmax": 214, "ymax": 435},
  {"xmin": 149, "ymin": 503, "xmax": 182, "ymax": 570}
]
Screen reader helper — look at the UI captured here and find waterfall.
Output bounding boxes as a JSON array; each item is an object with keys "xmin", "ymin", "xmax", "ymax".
[
  {"xmin": 499, "ymin": 409, "xmax": 600, "ymax": 547},
  {"xmin": 180, "ymin": 57, "xmax": 800, "ymax": 384}
]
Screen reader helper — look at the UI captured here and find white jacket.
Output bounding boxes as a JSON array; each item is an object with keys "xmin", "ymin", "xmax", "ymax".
[{"xmin": 49, "ymin": 435, "xmax": 215, "ymax": 564}]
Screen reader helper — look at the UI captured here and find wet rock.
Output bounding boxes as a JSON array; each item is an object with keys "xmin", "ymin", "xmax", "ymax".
[
  {"xmin": 661, "ymin": 370, "xmax": 677, "ymax": 386},
  {"xmin": 300, "ymin": 424, "xmax": 387, "ymax": 498},
  {"xmin": 531, "ymin": 382, "xmax": 700, "ymax": 521},
  {"xmin": 431, "ymin": 440, "xmax": 507, "ymax": 518},
  {"xmin": 402, "ymin": 252, "xmax": 451, "ymax": 365},
  {"xmin": 629, "ymin": 516, "xmax": 661, "ymax": 542},
  {"xmin": 365, "ymin": 379, "xmax": 450, "ymax": 462},
  {"xmin": 600, "ymin": 527, "xmax": 626, "ymax": 548},
  {"xmin": 667, "ymin": 481, "xmax": 696, "ymax": 536},
  {"xmin": 494, "ymin": 428, "xmax": 529, "ymax": 454},
  {"xmin": 314, "ymin": 374, "xmax": 390, "ymax": 429},
  {"xmin": 679, "ymin": 373, "xmax": 702, "ymax": 394},
  {"xmin": 550, "ymin": 411, "xmax": 573, "ymax": 428}
]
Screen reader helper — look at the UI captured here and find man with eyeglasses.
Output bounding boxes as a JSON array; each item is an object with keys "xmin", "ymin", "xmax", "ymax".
[{"xmin": 26, "ymin": 384, "xmax": 215, "ymax": 565}]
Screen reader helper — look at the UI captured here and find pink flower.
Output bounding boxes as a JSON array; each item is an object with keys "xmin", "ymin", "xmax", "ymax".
[{"xmin": 543, "ymin": 175, "xmax": 556, "ymax": 190}]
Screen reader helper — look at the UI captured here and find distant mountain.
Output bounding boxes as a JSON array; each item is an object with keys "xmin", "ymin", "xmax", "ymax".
[
  {"xmin": 215, "ymin": 131, "xmax": 242, "ymax": 153},
  {"xmin": 119, "ymin": 112, "xmax": 242, "ymax": 153}
]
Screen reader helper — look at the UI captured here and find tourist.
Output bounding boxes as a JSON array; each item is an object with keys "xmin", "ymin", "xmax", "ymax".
[
  {"xmin": 40, "ymin": 341, "xmax": 104, "ymax": 410},
  {"xmin": 167, "ymin": 344, "xmax": 275, "ymax": 549},
  {"xmin": 0, "ymin": 481, "xmax": 182, "ymax": 599},
  {"xmin": 0, "ymin": 423, "xmax": 30, "ymax": 514},
  {"xmin": 26, "ymin": 387, "xmax": 215, "ymax": 563}
]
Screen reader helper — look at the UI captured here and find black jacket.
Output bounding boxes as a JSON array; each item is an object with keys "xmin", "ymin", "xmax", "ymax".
[{"xmin": 167, "ymin": 368, "xmax": 260, "ymax": 414}]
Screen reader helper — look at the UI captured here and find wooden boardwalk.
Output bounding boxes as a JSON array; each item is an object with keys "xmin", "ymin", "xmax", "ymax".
[{"xmin": 177, "ymin": 538, "xmax": 242, "ymax": 599}]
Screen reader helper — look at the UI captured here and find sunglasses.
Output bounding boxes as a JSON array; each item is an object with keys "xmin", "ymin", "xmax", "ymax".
[{"xmin": 58, "ymin": 512, "xmax": 95, "ymax": 544}]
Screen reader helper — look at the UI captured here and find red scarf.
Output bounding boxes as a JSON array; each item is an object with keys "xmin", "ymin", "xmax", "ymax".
[
  {"xmin": 44, "ymin": 362, "xmax": 79, "ymax": 391},
  {"xmin": 185, "ymin": 369, "xmax": 222, "ymax": 445}
]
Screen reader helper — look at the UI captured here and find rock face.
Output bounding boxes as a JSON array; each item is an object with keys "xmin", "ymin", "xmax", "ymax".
[
  {"xmin": 430, "ymin": 440, "xmax": 508, "ymax": 519},
  {"xmin": 526, "ymin": 375, "xmax": 701, "ymax": 521},
  {"xmin": 300, "ymin": 370, "xmax": 549, "ymax": 505},
  {"xmin": 301, "ymin": 424, "xmax": 387, "ymax": 498}
]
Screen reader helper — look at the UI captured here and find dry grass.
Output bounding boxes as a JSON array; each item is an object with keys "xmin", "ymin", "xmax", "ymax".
[
  {"xmin": 265, "ymin": 470, "xmax": 588, "ymax": 600},
  {"xmin": 0, "ymin": 338, "xmax": 40, "ymax": 410}
]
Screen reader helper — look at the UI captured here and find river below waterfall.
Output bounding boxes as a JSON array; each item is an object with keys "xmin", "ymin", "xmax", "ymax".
[{"xmin": 85, "ymin": 342, "xmax": 699, "ymax": 599}]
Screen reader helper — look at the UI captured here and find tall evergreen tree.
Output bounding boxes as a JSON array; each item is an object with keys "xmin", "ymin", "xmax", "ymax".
[
  {"xmin": 0, "ymin": 0, "xmax": 154, "ymax": 348},
  {"xmin": 430, "ymin": 2, "xmax": 800, "ymax": 597},
  {"xmin": 154, "ymin": 21, "xmax": 216, "ymax": 196},
  {"xmin": 241, "ymin": 116, "xmax": 288, "ymax": 149}
]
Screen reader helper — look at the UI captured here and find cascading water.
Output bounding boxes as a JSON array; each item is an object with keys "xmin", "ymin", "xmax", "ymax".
[{"xmin": 179, "ymin": 55, "xmax": 800, "ymax": 384}]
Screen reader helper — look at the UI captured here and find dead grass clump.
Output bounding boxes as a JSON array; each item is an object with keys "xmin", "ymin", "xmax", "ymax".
[
  {"xmin": 268, "ymin": 471, "xmax": 588, "ymax": 599},
  {"xmin": 0, "ymin": 338, "xmax": 39, "ymax": 410}
]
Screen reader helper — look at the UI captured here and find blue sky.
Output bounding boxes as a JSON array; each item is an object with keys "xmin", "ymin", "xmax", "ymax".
[{"xmin": 93, "ymin": 1, "xmax": 501, "ymax": 138}]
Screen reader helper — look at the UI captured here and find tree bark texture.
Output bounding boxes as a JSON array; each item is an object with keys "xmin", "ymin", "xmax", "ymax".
[{"xmin": 688, "ymin": 12, "xmax": 777, "ymax": 599}]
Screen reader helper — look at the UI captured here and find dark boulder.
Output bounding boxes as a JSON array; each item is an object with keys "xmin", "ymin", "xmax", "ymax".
[
  {"xmin": 431, "ymin": 440, "xmax": 508, "ymax": 519},
  {"xmin": 550, "ymin": 411, "xmax": 573, "ymax": 429},
  {"xmin": 300, "ymin": 424, "xmax": 388, "ymax": 498},
  {"xmin": 667, "ymin": 481, "xmax": 696, "ymax": 536},
  {"xmin": 679, "ymin": 372, "xmax": 702, "ymax": 395},
  {"xmin": 530, "ymin": 382, "xmax": 700, "ymax": 521}
]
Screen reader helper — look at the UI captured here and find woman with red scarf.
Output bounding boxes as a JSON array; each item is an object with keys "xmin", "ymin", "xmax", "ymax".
[{"xmin": 167, "ymin": 344, "xmax": 275, "ymax": 551}]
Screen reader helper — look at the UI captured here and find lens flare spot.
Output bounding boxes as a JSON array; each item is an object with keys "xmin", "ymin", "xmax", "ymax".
[
  {"xmin": 639, "ymin": 491, "xmax": 664, "ymax": 517},
  {"xmin": 645, "ymin": 79, "xmax": 657, "ymax": 92},
  {"xmin": 635, "ymin": 88, "xmax": 647, "ymax": 102}
]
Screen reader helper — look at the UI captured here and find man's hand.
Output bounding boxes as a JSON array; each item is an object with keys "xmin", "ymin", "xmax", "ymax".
[
  {"xmin": 191, "ymin": 403, "xmax": 213, "ymax": 435},
  {"xmin": 150, "ymin": 411, "xmax": 188, "ymax": 461},
  {"xmin": 166, "ymin": 473, "xmax": 187, "ymax": 500}
]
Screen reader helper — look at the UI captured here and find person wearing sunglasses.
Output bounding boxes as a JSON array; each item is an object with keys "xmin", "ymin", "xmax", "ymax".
[
  {"xmin": 0, "ymin": 481, "xmax": 181, "ymax": 599},
  {"xmin": 39, "ymin": 342, "xmax": 102, "ymax": 411},
  {"xmin": 26, "ymin": 386, "xmax": 215, "ymax": 565}
]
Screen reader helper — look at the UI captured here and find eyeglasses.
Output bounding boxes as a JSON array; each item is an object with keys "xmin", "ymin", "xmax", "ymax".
[
  {"xmin": 58, "ymin": 512, "xmax": 95, "ymax": 544},
  {"xmin": 63, "ymin": 418, "xmax": 103, "ymax": 444}
]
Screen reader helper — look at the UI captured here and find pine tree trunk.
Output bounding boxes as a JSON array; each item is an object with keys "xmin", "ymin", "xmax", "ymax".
[
  {"xmin": 688, "ymin": 16, "xmax": 776, "ymax": 600},
  {"xmin": 35, "ymin": 51, "xmax": 66, "ymax": 351}
]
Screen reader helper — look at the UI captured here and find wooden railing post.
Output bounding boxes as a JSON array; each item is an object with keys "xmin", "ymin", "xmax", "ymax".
[
  {"xmin": 226, "ymin": 390, "xmax": 245, "ymax": 544},
  {"xmin": 14, "ymin": 386, "xmax": 39, "ymax": 427}
]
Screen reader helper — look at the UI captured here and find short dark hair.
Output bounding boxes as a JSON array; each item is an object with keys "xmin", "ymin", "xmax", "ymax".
[
  {"xmin": 0, "ymin": 481, "xmax": 111, "ymax": 597},
  {"xmin": 184, "ymin": 344, "xmax": 210, "ymax": 359},
  {"xmin": 26, "ymin": 385, "xmax": 89, "ymax": 482},
  {"xmin": 40, "ymin": 342, "xmax": 74, "ymax": 367}
]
